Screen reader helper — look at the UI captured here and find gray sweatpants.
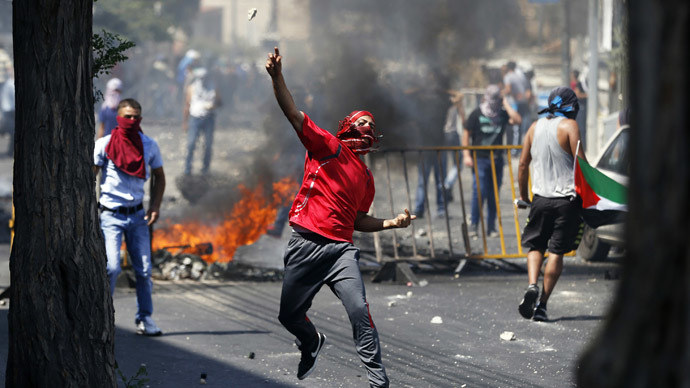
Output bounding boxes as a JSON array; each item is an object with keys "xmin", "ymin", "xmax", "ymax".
[{"xmin": 278, "ymin": 230, "xmax": 389, "ymax": 388}]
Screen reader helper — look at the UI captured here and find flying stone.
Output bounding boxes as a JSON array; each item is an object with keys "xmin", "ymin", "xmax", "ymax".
[{"xmin": 248, "ymin": 8, "xmax": 258, "ymax": 21}]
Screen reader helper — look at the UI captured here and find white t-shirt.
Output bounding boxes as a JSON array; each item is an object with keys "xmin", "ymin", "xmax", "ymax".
[
  {"xmin": 188, "ymin": 78, "xmax": 217, "ymax": 118},
  {"xmin": 94, "ymin": 132, "xmax": 163, "ymax": 208}
]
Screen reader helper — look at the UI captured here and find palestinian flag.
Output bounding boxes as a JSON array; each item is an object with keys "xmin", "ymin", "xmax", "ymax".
[{"xmin": 574, "ymin": 156, "xmax": 627, "ymax": 228}]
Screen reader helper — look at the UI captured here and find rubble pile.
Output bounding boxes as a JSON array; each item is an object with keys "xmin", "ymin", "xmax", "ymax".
[{"xmin": 150, "ymin": 248, "xmax": 283, "ymax": 282}]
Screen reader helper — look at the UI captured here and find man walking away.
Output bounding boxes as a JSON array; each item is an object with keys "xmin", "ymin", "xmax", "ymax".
[{"xmin": 516, "ymin": 87, "xmax": 586, "ymax": 322}]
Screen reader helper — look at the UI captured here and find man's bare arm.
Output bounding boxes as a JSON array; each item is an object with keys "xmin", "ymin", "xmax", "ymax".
[
  {"xmin": 517, "ymin": 123, "xmax": 536, "ymax": 204},
  {"xmin": 462, "ymin": 128, "xmax": 473, "ymax": 168},
  {"xmin": 354, "ymin": 209, "xmax": 416, "ymax": 233},
  {"xmin": 567, "ymin": 120, "xmax": 587, "ymax": 162},
  {"xmin": 146, "ymin": 166, "xmax": 166, "ymax": 225},
  {"xmin": 556, "ymin": 119, "xmax": 587, "ymax": 162},
  {"xmin": 265, "ymin": 47, "xmax": 304, "ymax": 133},
  {"xmin": 503, "ymin": 97, "xmax": 522, "ymax": 125},
  {"xmin": 182, "ymin": 86, "xmax": 191, "ymax": 133}
]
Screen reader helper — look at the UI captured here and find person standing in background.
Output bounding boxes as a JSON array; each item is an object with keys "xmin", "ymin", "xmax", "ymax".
[
  {"xmin": 443, "ymin": 90, "xmax": 466, "ymax": 199},
  {"xmin": 183, "ymin": 67, "xmax": 222, "ymax": 175},
  {"xmin": 502, "ymin": 61, "xmax": 531, "ymax": 149},
  {"xmin": 0, "ymin": 66, "xmax": 14, "ymax": 156},
  {"xmin": 411, "ymin": 74, "xmax": 452, "ymax": 219},
  {"xmin": 96, "ymin": 78, "xmax": 123, "ymax": 139},
  {"xmin": 463, "ymin": 85, "xmax": 521, "ymax": 238}
]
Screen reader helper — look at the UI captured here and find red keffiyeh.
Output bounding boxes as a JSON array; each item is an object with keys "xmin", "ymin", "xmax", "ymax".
[
  {"xmin": 335, "ymin": 110, "xmax": 379, "ymax": 154},
  {"xmin": 105, "ymin": 116, "xmax": 146, "ymax": 179}
]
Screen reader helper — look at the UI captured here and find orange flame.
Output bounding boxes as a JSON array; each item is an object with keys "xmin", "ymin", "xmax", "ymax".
[{"xmin": 152, "ymin": 177, "xmax": 298, "ymax": 263}]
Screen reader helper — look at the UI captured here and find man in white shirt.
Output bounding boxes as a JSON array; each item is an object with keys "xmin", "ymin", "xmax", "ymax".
[
  {"xmin": 94, "ymin": 98, "xmax": 166, "ymax": 336},
  {"xmin": 182, "ymin": 67, "xmax": 222, "ymax": 175}
]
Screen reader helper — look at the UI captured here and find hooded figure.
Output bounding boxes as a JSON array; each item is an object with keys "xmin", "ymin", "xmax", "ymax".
[{"xmin": 97, "ymin": 78, "xmax": 123, "ymax": 138}]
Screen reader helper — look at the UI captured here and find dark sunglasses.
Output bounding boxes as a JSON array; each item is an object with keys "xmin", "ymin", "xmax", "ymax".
[{"xmin": 123, "ymin": 115, "xmax": 141, "ymax": 119}]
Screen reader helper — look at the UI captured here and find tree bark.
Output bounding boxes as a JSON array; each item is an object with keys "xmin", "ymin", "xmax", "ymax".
[
  {"xmin": 6, "ymin": 1, "xmax": 116, "ymax": 387},
  {"xmin": 578, "ymin": 1, "xmax": 690, "ymax": 387}
]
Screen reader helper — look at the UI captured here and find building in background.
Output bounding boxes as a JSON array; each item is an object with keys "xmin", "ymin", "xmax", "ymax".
[{"xmin": 196, "ymin": 0, "xmax": 308, "ymax": 56}]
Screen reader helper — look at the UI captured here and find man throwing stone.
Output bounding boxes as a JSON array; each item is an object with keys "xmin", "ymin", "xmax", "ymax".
[{"xmin": 266, "ymin": 47, "xmax": 414, "ymax": 387}]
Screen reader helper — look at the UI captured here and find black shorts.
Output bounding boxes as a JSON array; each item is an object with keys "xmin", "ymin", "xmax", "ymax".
[{"xmin": 521, "ymin": 195, "xmax": 584, "ymax": 254}]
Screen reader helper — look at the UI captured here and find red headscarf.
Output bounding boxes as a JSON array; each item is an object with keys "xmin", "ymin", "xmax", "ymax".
[
  {"xmin": 336, "ymin": 110, "xmax": 379, "ymax": 154},
  {"xmin": 105, "ymin": 116, "xmax": 146, "ymax": 179}
]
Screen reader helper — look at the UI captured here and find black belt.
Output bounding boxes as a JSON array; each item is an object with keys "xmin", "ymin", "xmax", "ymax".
[{"xmin": 99, "ymin": 203, "xmax": 143, "ymax": 215}]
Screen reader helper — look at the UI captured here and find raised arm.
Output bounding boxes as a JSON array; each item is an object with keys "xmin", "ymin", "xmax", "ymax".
[
  {"xmin": 265, "ymin": 47, "xmax": 305, "ymax": 133},
  {"xmin": 503, "ymin": 97, "xmax": 522, "ymax": 125}
]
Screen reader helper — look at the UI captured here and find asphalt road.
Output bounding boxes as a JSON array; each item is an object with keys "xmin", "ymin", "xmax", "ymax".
[{"xmin": 0, "ymin": 240, "xmax": 620, "ymax": 387}]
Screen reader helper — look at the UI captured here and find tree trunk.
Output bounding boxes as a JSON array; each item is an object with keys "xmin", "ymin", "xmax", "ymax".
[
  {"xmin": 578, "ymin": 1, "xmax": 690, "ymax": 387},
  {"xmin": 6, "ymin": 1, "xmax": 116, "ymax": 387}
]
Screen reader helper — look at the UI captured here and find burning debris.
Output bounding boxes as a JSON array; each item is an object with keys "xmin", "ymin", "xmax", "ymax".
[
  {"xmin": 153, "ymin": 177, "xmax": 297, "ymax": 263},
  {"xmin": 148, "ymin": 177, "xmax": 296, "ymax": 282}
]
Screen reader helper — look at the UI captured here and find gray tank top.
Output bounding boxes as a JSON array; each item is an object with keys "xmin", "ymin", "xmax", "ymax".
[{"xmin": 530, "ymin": 117, "xmax": 576, "ymax": 198}]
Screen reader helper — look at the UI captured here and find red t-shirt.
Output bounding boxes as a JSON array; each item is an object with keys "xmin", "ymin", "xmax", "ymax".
[{"xmin": 289, "ymin": 114, "xmax": 375, "ymax": 242}]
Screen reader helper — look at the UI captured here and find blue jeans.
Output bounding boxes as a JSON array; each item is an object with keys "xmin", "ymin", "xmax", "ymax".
[
  {"xmin": 471, "ymin": 157, "xmax": 504, "ymax": 232},
  {"xmin": 414, "ymin": 152, "xmax": 447, "ymax": 216},
  {"xmin": 100, "ymin": 209, "xmax": 154, "ymax": 323},
  {"xmin": 184, "ymin": 115, "xmax": 215, "ymax": 175},
  {"xmin": 443, "ymin": 131, "xmax": 461, "ymax": 190}
]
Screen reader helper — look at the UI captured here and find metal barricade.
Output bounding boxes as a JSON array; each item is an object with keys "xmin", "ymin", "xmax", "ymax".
[{"xmin": 370, "ymin": 145, "xmax": 574, "ymax": 261}]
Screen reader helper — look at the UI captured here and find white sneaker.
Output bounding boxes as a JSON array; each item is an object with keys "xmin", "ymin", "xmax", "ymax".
[
  {"xmin": 468, "ymin": 225, "xmax": 478, "ymax": 239},
  {"xmin": 136, "ymin": 319, "xmax": 163, "ymax": 336}
]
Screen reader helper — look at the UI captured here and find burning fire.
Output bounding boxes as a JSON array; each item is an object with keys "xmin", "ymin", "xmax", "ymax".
[{"xmin": 152, "ymin": 177, "xmax": 298, "ymax": 263}]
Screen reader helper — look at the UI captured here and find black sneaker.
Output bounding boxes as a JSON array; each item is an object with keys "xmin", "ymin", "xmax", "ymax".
[
  {"xmin": 297, "ymin": 332, "xmax": 326, "ymax": 380},
  {"xmin": 533, "ymin": 305, "xmax": 548, "ymax": 322},
  {"xmin": 518, "ymin": 285, "xmax": 539, "ymax": 319}
]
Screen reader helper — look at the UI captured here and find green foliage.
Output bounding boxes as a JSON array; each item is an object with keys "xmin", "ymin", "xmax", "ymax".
[
  {"xmin": 116, "ymin": 363, "xmax": 150, "ymax": 388},
  {"xmin": 92, "ymin": 30, "xmax": 135, "ymax": 101},
  {"xmin": 93, "ymin": 0, "xmax": 200, "ymax": 43},
  {"xmin": 92, "ymin": 29, "xmax": 136, "ymax": 79}
]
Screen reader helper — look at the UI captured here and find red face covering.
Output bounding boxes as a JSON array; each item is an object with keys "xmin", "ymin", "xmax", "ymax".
[
  {"xmin": 105, "ymin": 116, "xmax": 146, "ymax": 179},
  {"xmin": 336, "ymin": 110, "xmax": 380, "ymax": 155}
]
